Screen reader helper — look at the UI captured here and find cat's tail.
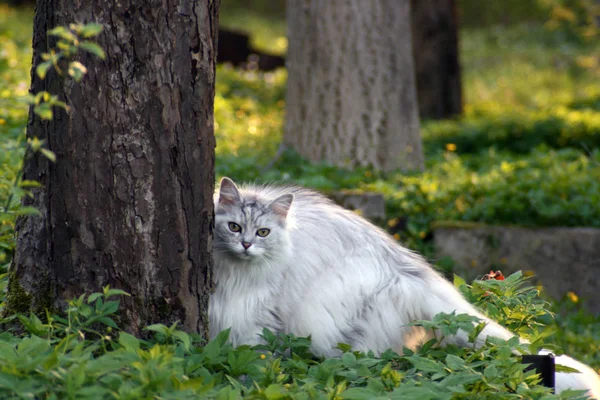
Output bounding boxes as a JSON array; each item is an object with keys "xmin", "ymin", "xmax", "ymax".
[
  {"xmin": 424, "ymin": 277, "xmax": 600, "ymax": 398},
  {"xmin": 478, "ymin": 318, "xmax": 600, "ymax": 399},
  {"xmin": 542, "ymin": 350, "xmax": 600, "ymax": 399}
]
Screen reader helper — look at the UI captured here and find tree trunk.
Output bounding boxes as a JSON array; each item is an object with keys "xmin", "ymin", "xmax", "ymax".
[
  {"xmin": 411, "ymin": 0, "xmax": 462, "ymax": 120},
  {"xmin": 8, "ymin": 0, "xmax": 219, "ymax": 337},
  {"xmin": 284, "ymin": 0, "xmax": 424, "ymax": 173}
]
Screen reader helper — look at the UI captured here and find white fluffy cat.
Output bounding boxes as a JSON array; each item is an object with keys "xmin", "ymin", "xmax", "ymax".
[{"xmin": 209, "ymin": 177, "xmax": 600, "ymax": 398}]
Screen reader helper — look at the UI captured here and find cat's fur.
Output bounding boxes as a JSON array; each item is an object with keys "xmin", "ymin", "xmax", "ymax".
[{"xmin": 210, "ymin": 177, "xmax": 600, "ymax": 398}]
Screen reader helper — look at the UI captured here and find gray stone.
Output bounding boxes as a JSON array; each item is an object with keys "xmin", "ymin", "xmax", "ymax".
[
  {"xmin": 433, "ymin": 223, "xmax": 600, "ymax": 315},
  {"xmin": 332, "ymin": 191, "xmax": 386, "ymax": 221}
]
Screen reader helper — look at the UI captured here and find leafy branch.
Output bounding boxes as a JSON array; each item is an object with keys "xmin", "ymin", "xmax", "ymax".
[{"xmin": 2, "ymin": 22, "xmax": 105, "ymax": 216}]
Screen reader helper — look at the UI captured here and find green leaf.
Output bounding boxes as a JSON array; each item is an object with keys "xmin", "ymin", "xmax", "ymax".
[
  {"xmin": 40, "ymin": 148, "xmax": 56, "ymax": 163},
  {"xmin": 14, "ymin": 206, "xmax": 41, "ymax": 217},
  {"xmin": 79, "ymin": 41, "xmax": 106, "ymax": 59},
  {"xmin": 105, "ymin": 288, "xmax": 130, "ymax": 298},
  {"xmin": 34, "ymin": 103, "xmax": 53, "ymax": 120},
  {"xmin": 336, "ymin": 342, "xmax": 353, "ymax": 353},
  {"xmin": 119, "ymin": 332, "xmax": 140, "ymax": 351},
  {"xmin": 440, "ymin": 372, "xmax": 481, "ymax": 389},
  {"xmin": 445, "ymin": 354, "xmax": 465, "ymax": 370},
  {"xmin": 19, "ymin": 180, "xmax": 42, "ymax": 188},
  {"xmin": 263, "ymin": 384, "xmax": 285, "ymax": 400},
  {"xmin": 50, "ymin": 99, "xmax": 67, "ymax": 110},
  {"xmin": 340, "ymin": 387, "xmax": 381, "ymax": 399},
  {"xmin": 453, "ymin": 274, "xmax": 466, "ymax": 288},
  {"xmin": 484, "ymin": 364, "xmax": 498, "ymax": 380},
  {"xmin": 36, "ymin": 61, "xmax": 52, "ymax": 79},
  {"xmin": 79, "ymin": 23, "xmax": 104, "ymax": 38},
  {"xmin": 173, "ymin": 330, "xmax": 192, "ymax": 350},
  {"xmin": 20, "ymin": 94, "xmax": 37, "ymax": 105},
  {"xmin": 145, "ymin": 324, "xmax": 169, "ymax": 335},
  {"xmin": 87, "ymin": 293, "xmax": 103, "ymax": 304},
  {"xmin": 203, "ymin": 330, "xmax": 229, "ymax": 361},
  {"xmin": 17, "ymin": 314, "xmax": 48, "ymax": 336},
  {"xmin": 67, "ymin": 61, "xmax": 87, "ymax": 82},
  {"xmin": 97, "ymin": 316, "xmax": 118, "ymax": 329},
  {"xmin": 101, "ymin": 300, "xmax": 120, "ymax": 315},
  {"xmin": 405, "ymin": 356, "xmax": 443, "ymax": 373},
  {"xmin": 342, "ymin": 352, "xmax": 357, "ymax": 367},
  {"xmin": 555, "ymin": 364, "xmax": 581, "ymax": 373},
  {"xmin": 48, "ymin": 26, "xmax": 77, "ymax": 41}
]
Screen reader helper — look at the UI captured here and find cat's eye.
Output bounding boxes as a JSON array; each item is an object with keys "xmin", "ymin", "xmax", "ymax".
[
  {"xmin": 256, "ymin": 228, "xmax": 270, "ymax": 237},
  {"xmin": 228, "ymin": 222, "xmax": 241, "ymax": 232}
]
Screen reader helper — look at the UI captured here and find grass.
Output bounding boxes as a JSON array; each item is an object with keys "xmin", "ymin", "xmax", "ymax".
[
  {"xmin": 0, "ymin": 5, "xmax": 33, "ymax": 265},
  {"xmin": 461, "ymin": 23, "xmax": 600, "ymax": 110},
  {"xmin": 219, "ymin": 0, "xmax": 288, "ymax": 55}
]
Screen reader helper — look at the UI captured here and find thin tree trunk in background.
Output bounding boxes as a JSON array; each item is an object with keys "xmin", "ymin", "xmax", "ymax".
[
  {"xmin": 284, "ymin": 0, "xmax": 424, "ymax": 173},
  {"xmin": 9, "ymin": 0, "xmax": 219, "ymax": 337},
  {"xmin": 411, "ymin": 0, "xmax": 462, "ymax": 120}
]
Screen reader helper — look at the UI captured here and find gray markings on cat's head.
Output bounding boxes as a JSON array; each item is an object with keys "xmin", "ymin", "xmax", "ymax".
[{"xmin": 214, "ymin": 177, "xmax": 294, "ymax": 262}]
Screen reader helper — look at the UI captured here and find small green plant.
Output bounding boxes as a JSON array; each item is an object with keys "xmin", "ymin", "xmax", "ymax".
[{"xmin": 28, "ymin": 23, "xmax": 105, "ymax": 120}]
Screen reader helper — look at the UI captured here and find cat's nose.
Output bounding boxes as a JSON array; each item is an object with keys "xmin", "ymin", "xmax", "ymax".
[{"xmin": 241, "ymin": 242, "xmax": 252, "ymax": 249}]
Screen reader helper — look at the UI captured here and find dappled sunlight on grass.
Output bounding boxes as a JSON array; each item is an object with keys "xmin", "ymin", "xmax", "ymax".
[
  {"xmin": 214, "ymin": 66, "xmax": 286, "ymax": 178},
  {"xmin": 0, "ymin": 5, "xmax": 33, "ymax": 139},
  {"xmin": 219, "ymin": 4, "xmax": 287, "ymax": 56},
  {"xmin": 461, "ymin": 23, "xmax": 599, "ymax": 110}
]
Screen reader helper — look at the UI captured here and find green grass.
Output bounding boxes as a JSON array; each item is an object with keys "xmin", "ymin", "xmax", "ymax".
[
  {"xmin": 219, "ymin": 0, "xmax": 288, "ymax": 55},
  {"xmin": 0, "ymin": 5, "xmax": 33, "ymax": 265},
  {"xmin": 0, "ymin": 5, "xmax": 33, "ymax": 134},
  {"xmin": 461, "ymin": 23, "xmax": 600, "ymax": 110}
]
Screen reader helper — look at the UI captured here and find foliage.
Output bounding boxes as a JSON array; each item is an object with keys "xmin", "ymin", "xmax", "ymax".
[
  {"xmin": 423, "ymin": 103, "xmax": 600, "ymax": 156},
  {"xmin": 1, "ymin": 4, "xmax": 600, "ymax": 398},
  {"xmin": 214, "ymin": 66, "xmax": 286, "ymax": 179},
  {"xmin": 459, "ymin": 0, "xmax": 549, "ymax": 28},
  {"xmin": 540, "ymin": 0, "xmax": 600, "ymax": 44},
  {"xmin": 0, "ymin": 274, "xmax": 595, "ymax": 399},
  {"xmin": 460, "ymin": 22, "xmax": 599, "ymax": 110},
  {"xmin": 0, "ymin": 6, "xmax": 35, "ymax": 268},
  {"xmin": 0, "ymin": 12, "xmax": 105, "ymax": 278},
  {"xmin": 381, "ymin": 147, "xmax": 600, "ymax": 233},
  {"xmin": 219, "ymin": 0, "xmax": 287, "ymax": 55}
]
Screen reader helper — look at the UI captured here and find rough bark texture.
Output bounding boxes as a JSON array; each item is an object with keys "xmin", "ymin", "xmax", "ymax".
[
  {"xmin": 284, "ymin": 0, "xmax": 424, "ymax": 173},
  {"xmin": 9, "ymin": 0, "xmax": 219, "ymax": 337},
  {"xmin": 411, "ymin": 0, "xmax": 462, "ymax": 120}
]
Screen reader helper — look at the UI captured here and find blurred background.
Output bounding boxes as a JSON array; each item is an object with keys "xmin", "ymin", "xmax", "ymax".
[{"xmin": 1, "ymin": 0, "xmax": 599, "ymax": 369}]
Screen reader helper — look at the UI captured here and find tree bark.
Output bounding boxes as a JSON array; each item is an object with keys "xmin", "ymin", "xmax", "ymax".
[
  {"xmin": 411, "ymin": 0, "xmax": 462, "ymax": 120},
  {"xmin": 8, "ymin": 0, "xmax": 219, "ymax": 337},
  {"xmin": 284, "ymin": 0, "xmax": 424, "ymax": 173}
]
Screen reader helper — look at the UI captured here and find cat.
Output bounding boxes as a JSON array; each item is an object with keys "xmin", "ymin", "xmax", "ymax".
[{"xmin": 209, "ymin": 177, "xmax": 600, "ymax": 398}]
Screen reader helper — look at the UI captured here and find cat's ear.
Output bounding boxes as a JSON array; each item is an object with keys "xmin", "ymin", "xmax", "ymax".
[
  {"xmin": 218, "ymin": 177, "xmax": 242, "ymax": 206},
  {"xmin": 269, "ymin": 193, "xmax": 294, "ymax": 218}
]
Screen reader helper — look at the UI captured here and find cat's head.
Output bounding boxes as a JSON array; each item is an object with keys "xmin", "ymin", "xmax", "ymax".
[{"xmin": 214, "ymin": 177, "xmax": 294, "ymax": 263}]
